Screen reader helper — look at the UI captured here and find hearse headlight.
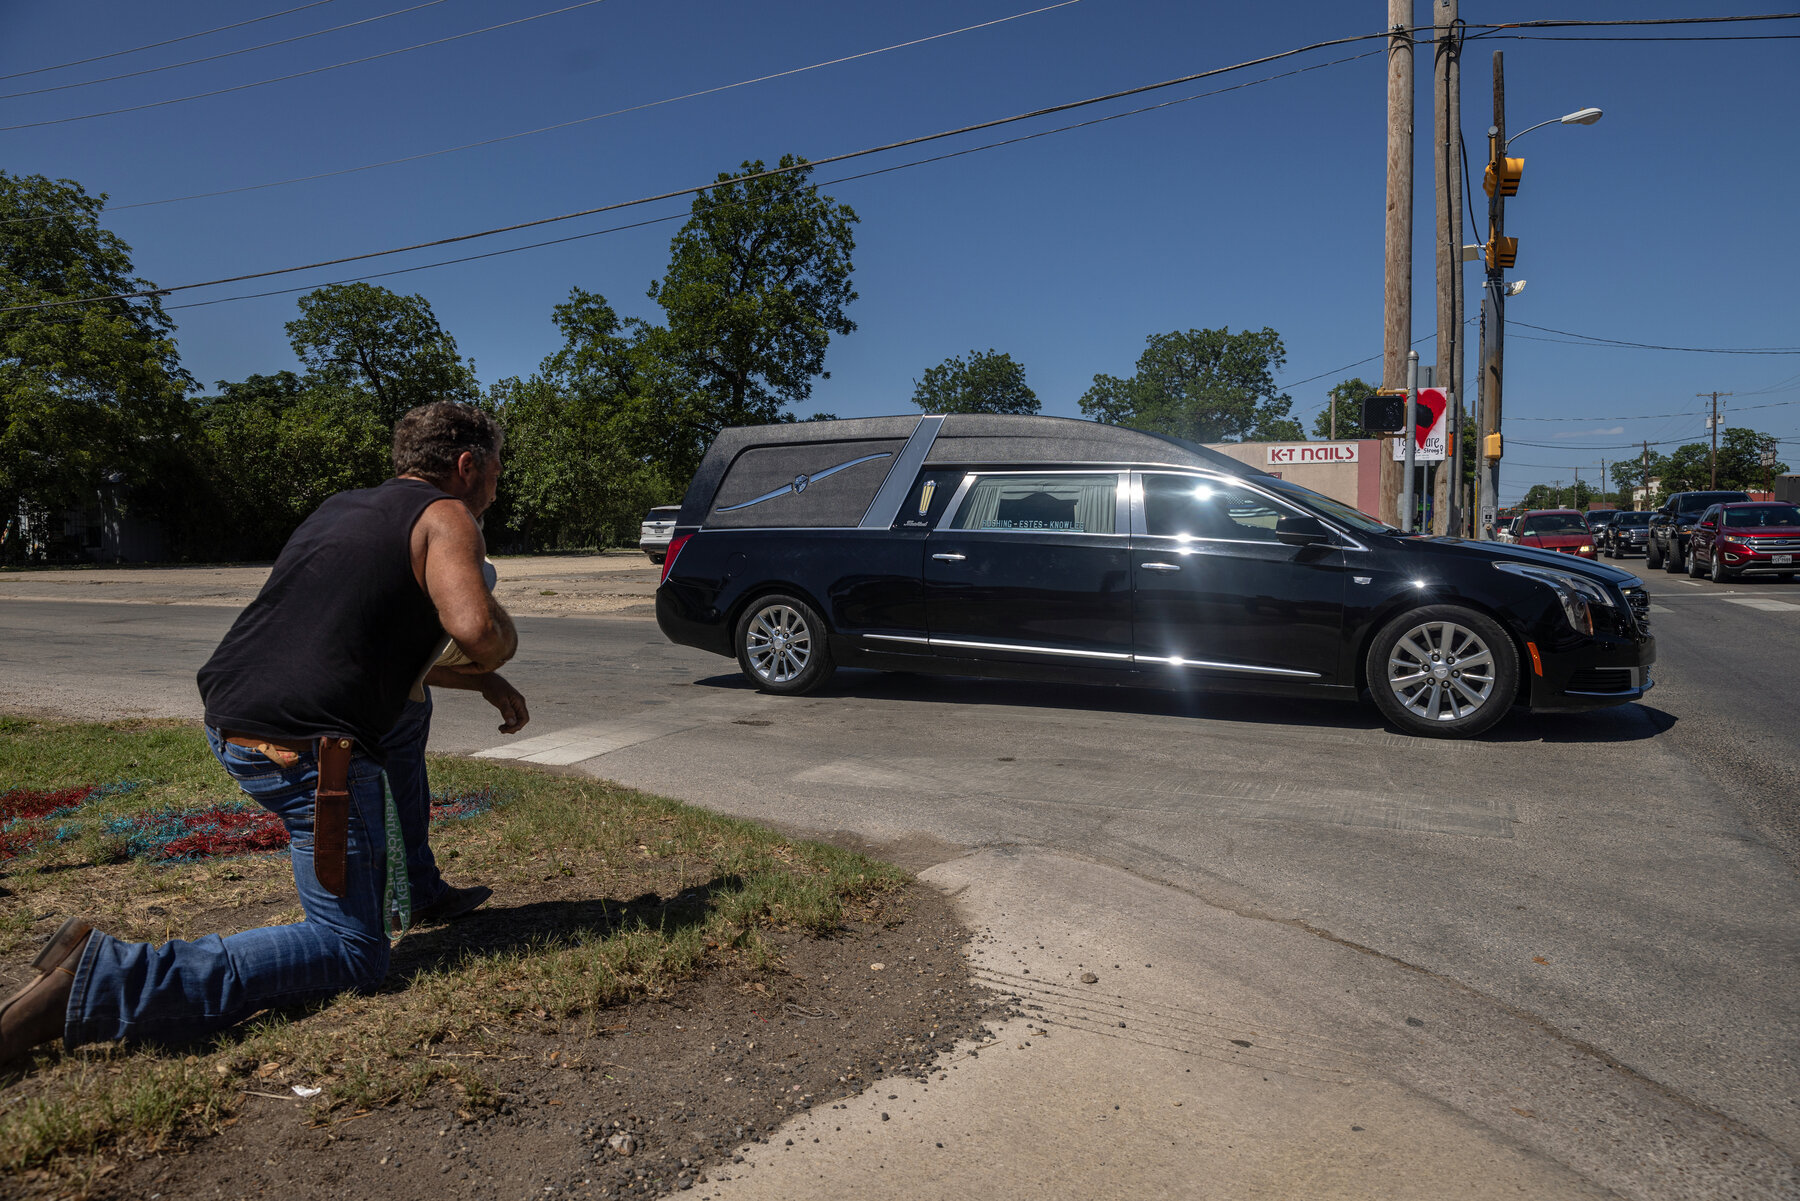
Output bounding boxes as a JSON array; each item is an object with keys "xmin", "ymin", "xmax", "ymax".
[{"xmin": 1495, "ymin": 562, "xmax": 1616, "ymax": 635}]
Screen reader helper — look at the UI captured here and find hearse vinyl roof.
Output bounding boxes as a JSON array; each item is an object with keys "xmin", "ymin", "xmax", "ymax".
[{"xmin": 679, "ymin": 413, "xmax": 1264, "ymax": 526}]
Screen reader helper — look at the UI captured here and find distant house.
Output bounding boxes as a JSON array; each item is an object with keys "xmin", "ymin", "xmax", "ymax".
[
  {"xmin": 8, "ymin": 481, "xmax": 166, "ymax": 563},
  {"xmin": 1633, "ymin": 478, "xmax": 1662, "ymax": 507}
]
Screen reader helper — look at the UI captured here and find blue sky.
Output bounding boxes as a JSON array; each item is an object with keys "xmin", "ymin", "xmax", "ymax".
[{"xmin": 5, "ymin": 1, "xmax": 1797, "ymax": 503}]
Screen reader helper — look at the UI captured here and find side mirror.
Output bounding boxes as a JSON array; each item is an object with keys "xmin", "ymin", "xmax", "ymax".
[{"xmin": 1276, "ymin": 515, "xmax": 1332, "ymax": 547}]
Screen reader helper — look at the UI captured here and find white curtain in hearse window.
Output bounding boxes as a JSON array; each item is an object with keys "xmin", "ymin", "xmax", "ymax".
[{"xmin": 952, "ymin": 475, "xmax": 1116, "ymax": 533}]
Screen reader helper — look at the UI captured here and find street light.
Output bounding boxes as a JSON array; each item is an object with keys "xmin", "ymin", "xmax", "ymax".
[
  {"xmin": 1473, "ymin": 74, "xmax": 1608, "ymax": 539},
  {"xmin": 1506, "ymin": 106, "xmax": 1605, "ymax": 146}
]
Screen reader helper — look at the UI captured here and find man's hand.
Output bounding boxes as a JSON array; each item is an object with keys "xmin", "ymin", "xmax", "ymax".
[
  {"xmin": 477, "ymin": 673, "xmax": 529, "ymax": 733},
  {"xmin": 422, "ymin": 668, "xmax": 530, "ymax": 734}
]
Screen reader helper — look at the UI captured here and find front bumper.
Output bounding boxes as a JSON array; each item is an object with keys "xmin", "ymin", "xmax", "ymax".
[
  {"xmin": 1530, "ymin": 633, "xmax": 1657, "ymax": 713},
  {"xmin": 1716, "ymin": 551, "xmax": 1799, "ymax": 575}
]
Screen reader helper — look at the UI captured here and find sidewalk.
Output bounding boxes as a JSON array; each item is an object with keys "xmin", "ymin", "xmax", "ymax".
[{"xmin": 708, "ymin": 847, "xmax": 1787, "ymax": 1201}]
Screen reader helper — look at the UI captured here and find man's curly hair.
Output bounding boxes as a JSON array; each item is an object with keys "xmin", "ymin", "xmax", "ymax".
[{"xmin": 391, "ymin": 402, "xmax": 502, "ymax": 485}]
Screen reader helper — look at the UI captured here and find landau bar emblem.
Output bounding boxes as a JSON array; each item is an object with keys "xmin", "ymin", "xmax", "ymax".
[{"xmin": 716, "ymin": 452, "xmax": 893, "ymax": 513}]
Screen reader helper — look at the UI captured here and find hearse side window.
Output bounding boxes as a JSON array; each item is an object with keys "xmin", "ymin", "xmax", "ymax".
[
  {"xmin": 1141, "ymin": 475, "xmax": 1293, "ymax": 543},
  {"xmin": 951, "ymin": 474, "xmax": 1117, "ymax": 534}
]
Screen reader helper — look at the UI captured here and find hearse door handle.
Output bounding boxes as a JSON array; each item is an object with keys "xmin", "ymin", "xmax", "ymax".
[
  {"xmin": 931, "ymin": 553, "xmax": 966, "ymax": 562},
  {"xmin": 1140, "ymin": 561, "xmax": 1181, "ymax": 572}
]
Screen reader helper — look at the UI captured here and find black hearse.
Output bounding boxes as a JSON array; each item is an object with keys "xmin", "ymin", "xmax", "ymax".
[{"xmin": 655, "ymin": 414, "xmax": 1655, "ymax": 738}]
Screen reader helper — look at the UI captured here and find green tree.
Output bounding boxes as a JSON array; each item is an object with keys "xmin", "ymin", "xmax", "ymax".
[
  {"xmin": 911, "ymin": 349, "xmax": 1039, "ymax": 415},
  {"xmin": 1080, "ymin": 327, "xmax": 1302, "ymax": 443},
  {"xmin": 284, "ymin": 282, "xmax": 477, "ymax": 428},
  {"xmin": 642, "ymin": 155, "xmax": 858, "ymax": 481},
  {"xmin": 0, "ymin": 171, "xmax": 194, "ymax": 560},
  {"xmin": 1655, "ymin": 444, "xmax": 1712, "ymax": 495},
  {"xmin": 1310, "ymin": 377, "xmax": 1377, "ymax": 440},
  {"xmin": 486, "ymin": 289, "xmax": 670, "ymax": 551},
  {"xmin": 1716, "ymin": 427, "xmax": 1788, "ymax": 490}
]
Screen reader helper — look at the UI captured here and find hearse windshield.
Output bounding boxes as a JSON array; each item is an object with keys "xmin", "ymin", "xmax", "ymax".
[{"xmin": 1263, "ymin": 478, "xmax": 1392, "ymax": 535}]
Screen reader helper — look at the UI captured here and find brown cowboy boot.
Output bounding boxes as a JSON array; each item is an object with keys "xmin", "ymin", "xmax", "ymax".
[{"xmin": 0, "ymin": 916, "xmax": 95, "ymax": 1069}]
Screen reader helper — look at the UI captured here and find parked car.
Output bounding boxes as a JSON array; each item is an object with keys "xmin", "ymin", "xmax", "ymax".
[
  {"xmin": 1496, "ymin": 516, "xmax": 1523, "ymax": 544},
  {"xmin": 638, "ymin": 505, "xmax": 680, "ymax": 564},
  {"xmin": 1646, "ymin": 490, "xmax": 1751, "ymax": 572},
  {"xmin": 1685, "ymin": 501, "xmax": 1800, "ymax": 582},
  {"xmin": 1511, "ymin": 509, "xmax": 1597, "ymax": 558},
  {"xmin": 655, "ymin": 415, "xmax": 1655, "ymax": 739},
  {"xmin": 1601, "ymin": 510, "xmax": 1652, "ymax": 558},
  {"xmin": 1586, "ymin": 509, "xmax": 1619, "ymax": 544}
]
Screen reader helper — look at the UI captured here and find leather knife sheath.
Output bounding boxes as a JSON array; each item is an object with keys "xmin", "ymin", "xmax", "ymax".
[{"xmin": 313, "ymin": 737, "xmax": 353, "ymax": 897}]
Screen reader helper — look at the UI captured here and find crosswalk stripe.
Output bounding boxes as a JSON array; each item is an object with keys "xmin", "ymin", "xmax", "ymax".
[{"xmin": 1724, "ymin": 597, "xmax": 1800, "ymax": 612}]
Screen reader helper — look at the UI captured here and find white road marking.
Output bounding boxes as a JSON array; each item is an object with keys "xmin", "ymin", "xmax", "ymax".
[
  {"xmin": 1679, "ymin": 580, "xmax": 1704, "ymax": 587},
  {"xmin": 1724, "ymin": 597, "xmax": 1800, "ymax": 612},
  {"xmin": 476, "ymin": 707, "xmax": 727, "ymax": 765}
]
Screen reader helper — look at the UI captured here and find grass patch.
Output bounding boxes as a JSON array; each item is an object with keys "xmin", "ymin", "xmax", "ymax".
[{"xmin": 0, "ymin": 718, "xmax": 907, "ymax": 1182}]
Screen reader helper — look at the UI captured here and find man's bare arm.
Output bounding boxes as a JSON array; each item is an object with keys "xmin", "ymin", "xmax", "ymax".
[
  {"xmin": 424, "ymin": 667, "xmax": 529, "ymax": 734},
  {"xmin": 417, "ymin": 499, "xmax": 517, "ymax": 672}
]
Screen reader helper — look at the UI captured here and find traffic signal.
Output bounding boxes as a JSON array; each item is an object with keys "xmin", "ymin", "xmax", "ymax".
[
  {"xmin": 1362, "ymin": 389, "xmax": 1407, "ymax": 433},
  {"xmin": 1484, "ymin": 433, "xmax": 1504, "ymax": 460},
  {"xmin": 1484, "ymin": 236, "xmax": 1518, "ymax": 270},
  {"xmin": 1483, "ymin": 155, "xmax": 1523, "ymax": 197}
]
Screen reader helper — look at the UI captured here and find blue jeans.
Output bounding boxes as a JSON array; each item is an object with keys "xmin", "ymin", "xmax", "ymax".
[
  {"xmin": 382, "ymin": 692, "xmax": 448, "ymax": 910},
  {"xmin": 64, "ymin": 728, "xmax": 392, "ymax": 1048}
]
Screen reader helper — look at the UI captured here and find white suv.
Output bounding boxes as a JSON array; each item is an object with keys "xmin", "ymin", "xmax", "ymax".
[{"xmin": 638, "ymin": 505, "xmax": 680, "ymax": 564}]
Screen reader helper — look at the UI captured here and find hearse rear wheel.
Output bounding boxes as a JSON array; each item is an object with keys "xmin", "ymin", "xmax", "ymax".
[
  {"xmin": 1367, "ymin": 605, "xmax": 1519, "ymax": 739},
  {"xmin": 735, "ymin": 594, "xmax": 835, "ymax": 696}
]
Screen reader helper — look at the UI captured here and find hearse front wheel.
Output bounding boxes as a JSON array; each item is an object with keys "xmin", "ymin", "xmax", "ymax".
[
  {"xmin": 735, "ymin": 594, "xmax": 835, "ymax": 695},
  {"xmin": 1367, "ymin": 605, "xmax": 1518, "ymax": 739}
]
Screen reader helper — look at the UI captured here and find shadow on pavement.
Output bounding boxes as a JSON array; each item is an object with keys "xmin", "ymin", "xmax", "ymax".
[{"xmin": 693, "ymin": 669, "xmax": 1675, "ymax": 745}]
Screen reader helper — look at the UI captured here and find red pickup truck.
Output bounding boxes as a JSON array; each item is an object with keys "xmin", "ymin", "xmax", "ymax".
[
  {"xmin": 1511, "ymin": 509, "xmax": 1597, "ymax": 558},
  {"xmin": 1686, "ymin": 501, "xmax": 1800, "ymax": 582}
]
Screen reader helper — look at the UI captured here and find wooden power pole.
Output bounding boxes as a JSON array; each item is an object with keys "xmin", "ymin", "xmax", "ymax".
[
  {"xmin": 1431, "ymin": 0, "xmax": 1462, "ymax": 534},
  {"xmin": 1699, "ymin": 391, "xmax": 1732, "ymax": 488},
  {"xmin": 1380, "ymin": 0, "xmax": 1415, "ymax": 526},
  {"xmin": 1474, "ymin": 51, "xmax": 1507, "ymax": 536}
]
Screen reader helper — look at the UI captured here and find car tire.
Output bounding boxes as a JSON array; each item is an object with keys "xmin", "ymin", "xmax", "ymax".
[
  {"xmin": 1665, "ymin": 541, "xmax": 1686, "ymax": 573},
  {"xmin": 1688, "ymin": 550, "xmax": 1705, "ymax": 578},
  {"xmin": 1646, "ymin": 539, "xmax": 1663, "ymax": 569},
  {"xmin": 1366, "ymin": 605, "xmax": 1519, "ymax": 739},
  {"xmin": 648, "ymin": 552, "xmax": 665, "ymax": 565},
  {"xmin": 734, "ymin": 594, "xmax": 835, "ymax": 696}
]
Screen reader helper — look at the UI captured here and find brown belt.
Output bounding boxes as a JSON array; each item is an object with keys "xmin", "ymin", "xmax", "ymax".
[{"xmin": 222, "ymin": 731, "xmax": 355, "ymax": 898}]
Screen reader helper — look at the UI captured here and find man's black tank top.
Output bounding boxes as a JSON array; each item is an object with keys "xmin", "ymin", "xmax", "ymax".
[{"xmin": 198, "ymin": 478, "xmax": 450, "ymax": 758}]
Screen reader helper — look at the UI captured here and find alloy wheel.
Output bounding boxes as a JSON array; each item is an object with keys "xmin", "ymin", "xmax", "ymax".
[
  {"xmin": 744, "ymin": 603, "xmax": 812, "ymax": 684},
  {"xmin": 1385, "ymin": 620, "xmax": 1497, "ymax": 723}
]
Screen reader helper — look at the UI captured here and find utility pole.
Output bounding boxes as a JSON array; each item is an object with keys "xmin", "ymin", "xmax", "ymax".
[
  {"xmin": 1475, "ymin": 51, "xmax": 1508, "ymax": 537},
  {"xmin": 1699, "ymin": 391, "xmax": 1732, "ymax": 488},
  {"xmin": 1432, "ymin": 0, "xmax": 1463, "ymax": 534},
  {"xmin": 1402, "ymin": 351, "xmax": 1420, "ymax": 530},
  {"xmin": 1574, "ymin": 466, "xmax": 1581, "ymax": 509},
  {"xmin": 1641, "ymin": 440, "xmax": 1650, "ymax": 508},
  {"xmin": 1329, "ymin": 390, "xmax": 1337, "ymax": 440},
  {"xmin": 1379, "ymin": 0, "xmax": 1415, "ymax": 526},
  {"xmin": 1600, "ymin": 458, "xmax": 1608, "ymax": 506}
]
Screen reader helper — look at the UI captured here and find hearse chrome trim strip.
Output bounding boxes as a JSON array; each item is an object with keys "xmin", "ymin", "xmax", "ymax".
[
  {"xmin": 717, "ymin": 452, "xmax": 893, "ymax": 513},
  {"xmin": 863, "ymin": 634, "xmax": 1320, "ymax": 676},
  {"xmin": 864, "ymin": 633, "xmax": 1131, "ymax": 661},
  {"xmin": 860, "ymin": 415, "xmax": 945, "ymax": 528},
  {"xmin": 1135, "ymin": 655, "xmax": 1321, "ymax": 678}
]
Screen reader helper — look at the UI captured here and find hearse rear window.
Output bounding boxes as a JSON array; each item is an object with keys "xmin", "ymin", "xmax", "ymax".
[{"xmin": 951, "ymin": 474, "xmax": 1116, "ymax": 533}]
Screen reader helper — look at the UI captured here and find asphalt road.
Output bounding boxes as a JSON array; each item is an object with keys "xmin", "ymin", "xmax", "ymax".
[{"xmin": 2, "ymin": 561, "xmax": 1796, "ymax": 1197}]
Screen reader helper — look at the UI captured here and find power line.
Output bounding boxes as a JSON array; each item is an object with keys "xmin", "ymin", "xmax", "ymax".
[
  {"xmin": 1468, "ymin": 12, "xmax": 1800, "ymax": 29},
  {"xmin": 0, "ymin": 30, "xmax": 1407, "ymax": 315},
  {"xmin": 0, "ymin": 0, "xmax": 453, "ymax": 101},
  {"xmin": 0, "ymin": 0, "xmax": 614, "ymax": 132},
  {"xmin": 1511, "ymin": 396, "xmax": 1800, "ymax": 422},
  {"xmin": 0, "ymin": 0, "xmax": 340, "ymax": 82},
  {"xmin": 1508, "ymin": 319, "xmax": 1800, "ymax": 355},
  {"xmin": 12, "ymin": 0, "xmax": 1085, "ymax": 220},
  {"xmin": 164, "ymin": 48, "xmax": 1380, "ymax": 313}
]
